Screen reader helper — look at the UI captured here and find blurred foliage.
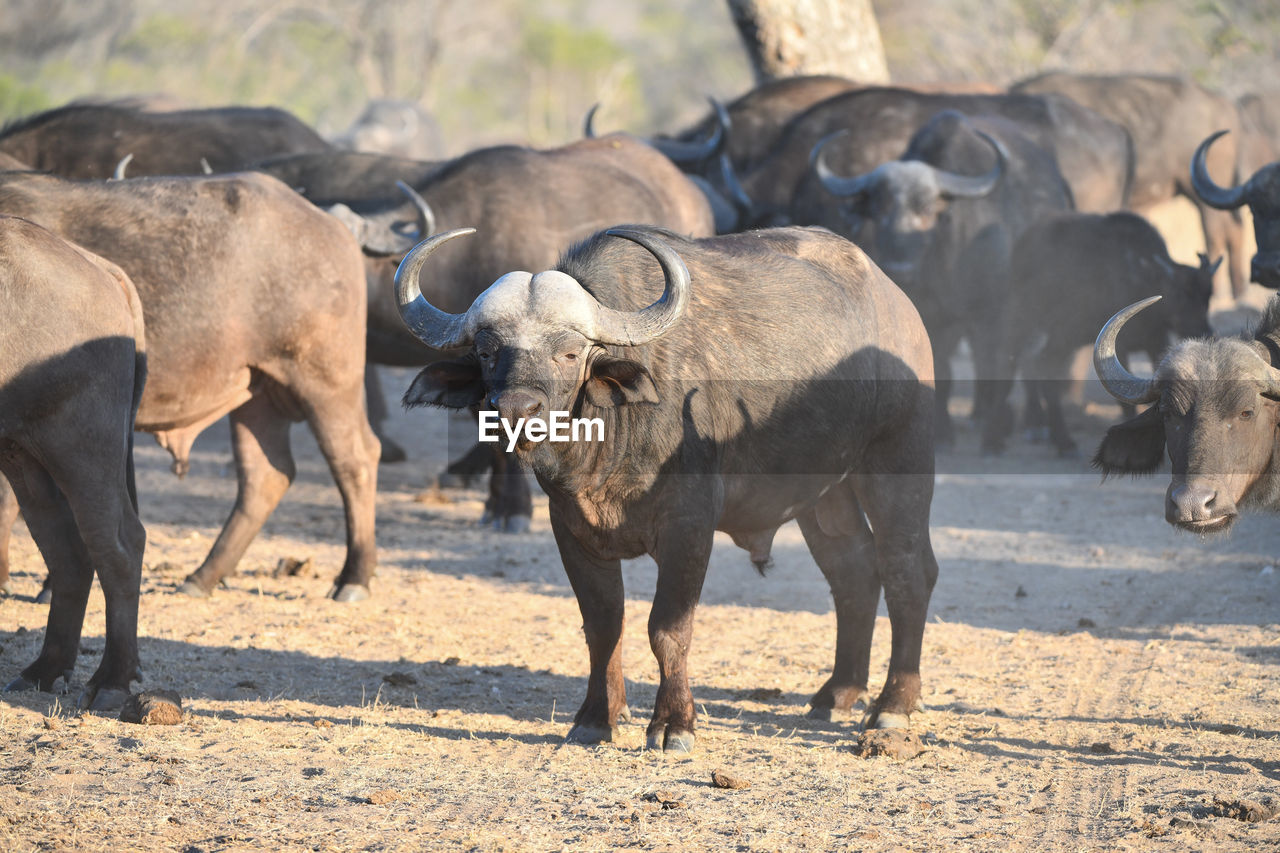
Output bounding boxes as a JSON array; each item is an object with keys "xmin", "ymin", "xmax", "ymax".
[{"xmin": 0, "ymin": 0, "xmax": 1274, "ymax": 152}]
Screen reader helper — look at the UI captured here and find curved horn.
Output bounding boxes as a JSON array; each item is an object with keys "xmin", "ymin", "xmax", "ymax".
[
  {"xmin": 717, "ymin": 150, "xmax": 754, "ymax": 213},
  {"xmin": 811, "ymin": 131, "xmax": 873, "ymax": 198},
  {"xmin": 394, "ymin": 228, "xmax": 477, "ymax": 350},
  {"xmin": 1191, "ymin": 130, "xmax": 1247, "ymax": 210},
  {"xmin": 594, "ymin": 229, "xmax": 691, "ymax": 346},
  {"xmin": 1093, "ymin": 296, "xmax": 1163, "ymax": 406},
  {"xmin": 200, "ymin": 157, "xmax": 213, "ymax": 175},
  {"xmin": 932, "ymin": 130, "xmax": 1005, "ymax": 198},
  {"xmin": 583, "ymin": 103, "xmax": 601, "ymax": 139},
  {"xmin": 396, "ymin": 179, "xmax": 436, "ymax": 240},
  {"xmin": 651, "ymin": 96, "xmax": 726, "ymax": 164},
  {"xmin": 111, "ymin": 153, "xmax": 133, "ymax": 181}
]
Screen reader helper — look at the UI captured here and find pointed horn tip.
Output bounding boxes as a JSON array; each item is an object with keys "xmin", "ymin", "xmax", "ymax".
[{"xmin": 584, "ymin": 103, "xmax": 601, "ymax": 138}]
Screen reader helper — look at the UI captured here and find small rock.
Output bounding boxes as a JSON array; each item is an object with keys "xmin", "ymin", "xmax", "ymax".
[
  {"xmin": 382, "ymin": 672, "xmax": 417, "ymax": 687},
  {"xmin": 1077, "ymin": 617, "xmax": 1097, "ymax": 628},
  {"xmin": 744, "ymin": 687, "xmax": 783, "ymax": 701},
  {"xmin": 366, "ymin": 789, "xmax": 401, "ymax": 805},
  {"xmin": 710, "ymin": 770, "xmax": 750, "ymax": 790},
  {"xmin": 1211, "ymin": 794, "xmax": 1280, "ymax": 823},
  {"xmin": 1015, "ymin": 585, "xmax": 1028, "ymax": 598},
  {"xmin": 643, "ymin": 790, "xmax": 683, "ymax": 810},
  {"xmin": 1089, "ymin": 546, "xmax": 1106, "ymax": 559},
  {"xmin": 313, "ymin": 719, "xmax": 332, "ymax": 729},
  {"xmin": 1089, "ymin": 741, "xmax": 1115, "ymax": 755},
  {"xmin": 441, "ymin": 656, "xmax": 461, "ymax": 666},
  {"xmin": 273, "ymin": 557, "xmax": 313, "ymax": 579},
  {"xmin": 119, "ymin": 690, "xmax": 183, "ymax": 726},
  {"xmin": 42, "ymin": 716, "xmax": 59, "ymax": 730},
  {"xmin": 234, "ymin": 680, "xmax": 258, "ymax": 690},
  {"xmin": 853, "ymin": 728, "xmax": 927, "ymax": 760},
  {"xmin": 1029, "ymin": 805, "xmax": 1048, "ymax": 814}
]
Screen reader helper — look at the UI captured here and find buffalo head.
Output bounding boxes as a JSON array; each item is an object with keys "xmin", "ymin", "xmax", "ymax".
[
  {"xmin": 1192, "ymin": 130, "xmax": 1280, "ymax": 288},
  {"xmin": 395, "ymin": 227, "xmax": 688, "ymax": 443},
  {"xmin": 1093, "ymin": 296, "xmax": 1280, "ymax": 533},
  {"xmin": 324, "ymin": 180, "xmax": 436, "ymax": 256},
  {"xmin": 810, "ymin": 117, "xmax": 1005, "ymax": 286}
]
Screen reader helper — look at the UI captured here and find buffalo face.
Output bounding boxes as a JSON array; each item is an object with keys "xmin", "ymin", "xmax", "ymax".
[
  {"xmin": 395, "ymin": 228, "xmax": 687, "ymax": 453},
  {"xmin": 1093, "ymin": 298, "xmax": 1280, "ymax": 533},
  {"xmin": 1192, "ymin": 133, "xmax": 1280, "ymax": 288}
]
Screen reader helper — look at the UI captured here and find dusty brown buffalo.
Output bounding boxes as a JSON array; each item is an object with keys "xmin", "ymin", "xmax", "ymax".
[
  {"xmin": 1094, "ymin": 295, "xmax": 1280, "ymax": 532},
  {"xmin": 0, "ymin": 216, "xmax": 146, "ymax": 709},
  {"xmin": 396, "ymin": 225, "xmax": 938, "ymax": 752},
  {"xmin": 1003, "ymin": 212, "xmax": 1216, "ymax": 456},
  {"xmin": 338, "ymin": 134, "xmax": 716, "ymax": 529},
  {"xmin": 1192, "ymin": 131, "xmax": 1280, "ymax": 290},
  {"xmin": 0, "ymin": 171, "xmax": 379, "ymax": 601},
  {"xmin": 0, "ymin": 103, "xmax": 330, "ymax": 179},
  {"xmin": 1013, "ymin": 72, "xmax": 1247, "ymax": 301}
]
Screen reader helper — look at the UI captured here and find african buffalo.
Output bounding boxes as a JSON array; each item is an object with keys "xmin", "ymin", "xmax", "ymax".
[
  {"xmin": 809, "ymin": 110, "xmax": 1074, "ymax": 450},
  {"xmin": 1001, "ymin": 212, "xmax": 1216, "ymax": 456},
  {"xmin": 0, "ymin": 171, "xmax": 379, "ymax": 601},
  {"xmin": 0, "ymin": 216, "xmax": 146, "ymax": 709},
  {"xmin": 1013, "ymin": 72, "xmax": 1247, "ymax": 301},
  {"xmin": 322, "ymin": 134, "xmax": 716, "ymax": 529},
  {"xmin": 396, "ymin": 224, "xmax": 938, "ymax": 751},
  {"xmin": 1094, "ymin": 295, "xmax": 1280, "ymax": 532},
  {"xmin": 734, "ymin": 87, "xmax": 1130, "ymax": 229},
  {"xmin": 0, "ymin": 102, "xmax": 330, "ymax": 179},
  {"xmin": 1191, "ymin": 131, "xmax": 1280, "ymax": 289}
]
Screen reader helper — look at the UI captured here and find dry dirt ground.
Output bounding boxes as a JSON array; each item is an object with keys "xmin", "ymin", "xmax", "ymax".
[{"xmin": 2, "ymin": 203, "xmax": 1278, "ymax": 851}]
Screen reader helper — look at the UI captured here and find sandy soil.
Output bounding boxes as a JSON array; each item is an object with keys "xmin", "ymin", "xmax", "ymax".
[{"xmin": 1, "ymin": 203, "xmax": 1277, "ymax": 851}]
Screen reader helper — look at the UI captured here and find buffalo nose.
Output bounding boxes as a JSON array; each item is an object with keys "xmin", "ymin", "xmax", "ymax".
[
  {"xmin": 1168, "ymin": 483, "xmax": 1217, "ymax": 522},
  {"xmin": 495, "ymin": 391, "xmax": 542, "ymax": 423}
]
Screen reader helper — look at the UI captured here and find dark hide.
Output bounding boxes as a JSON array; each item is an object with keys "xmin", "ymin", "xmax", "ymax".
[
  {"xmin": 1004, "ymin": 212, "xmax": 1216, "ymax": 455},
  {"xmin": 742, "ymin": 86, "xmax": 1130, "ymax": 229},
  {"xmin": 1094, "ymin": 296, "xmax": 1280, "ymax": 533},
  {"xmin": 0, "ymin": 171, "xmax": 380, "ymax": 601},
  {"xmin": 0, "ymin": 216, "xmax": 146, "ymax": 709},
  {"xmin": 1013, "ymin": 72, "xmax": 1247, "ymax": 300},
  {"xmin": 0, "ymin": 103, "xmax": 330, "ymax": 179},
  {"xmin": 251, "ymin": 150, "xmax": 442, "ymax": 207},
  {"xmin": 403, "ymin": 225, "xmax": 938, "ymax": 751}
]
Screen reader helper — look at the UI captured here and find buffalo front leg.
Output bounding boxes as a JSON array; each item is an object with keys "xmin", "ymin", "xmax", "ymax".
[
  {"xmin": 797, "ymin": 490, "xmax": 881, "ymax": 720},
  {"xmin": 179, "ymin": 394, "xmax": 296, "ymax": 597},
  {"xmin": 482, "ymin": 448, "xmax": 532, "ymax": 533},
  {"xmin": 551, "ymin": 512, "xmax": 629, "ymax": 744},
  {"xmin": 646, "ymin": 526, "xmax": 715, "ymax": 753},
  {"xmin": 0, "ymin": 474, "xmax": 18, "ymax": 595}
]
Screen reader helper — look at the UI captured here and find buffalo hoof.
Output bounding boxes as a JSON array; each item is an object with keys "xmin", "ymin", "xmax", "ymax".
[
  {"xmin": 379, "ymin": 438, "xmax": 408, "ymax": 465},
  {"xmin": 34, "ymin": 586, "xmax": 52, "ymax": 605},
  {"xmin": 565, "ymin": 723, "xmax": 618, "ymax": 745},
  {"xmin": 646, "ymin": 727, "xmax": 695, "ymax": 754},
  {"xmin": 863, "ymin": 708, "xmax": 911, "ymax": 730},
  {"xmin": 330, "ymin": 584, "xmax": 370, "ymax": 603},
  {"xmin": 0, "ymin": 580, "xmax": 10, "ymax": 597},
  {"xmin": 78, "ymin": 685, "xmax": 130, "ymax": 712},
  {"xmin": 3, "ymin": 675, "xmax": 38, "ymax": 693},
  {"xmin": 176, "ymin": 579, "xmax": 211, "ymax": 598}
]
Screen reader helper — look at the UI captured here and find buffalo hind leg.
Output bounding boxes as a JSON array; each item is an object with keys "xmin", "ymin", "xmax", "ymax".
[
  {"xmin": 553, "ymin": 512, "xmax": 630, "ymax": 744},
  {"xmin": 178, "ymin": 394, "xmax": 295, "ymax": 597},
  {"xmin": 0, "ymin": 451, "xmax": 92, "ymax": 694},
  {"xmin": 797, "ymin": 489, "xmax": 881, "ymax": 720},
  {"xmin": 438, "ymin": 440, "xmax": 490, "ymax": 488},
  {"xmin": 1199, "ymin": 204, "xmax": 1246, "ymax": 301},
  {"xmin": 300, "ymin": 383, "xmax": 380, "ymax": 602},
  {"xmin": 646, "ymin": 524, "xmax": 715, "ymax": 753},
  {"xmin": 366, "ymin": 366, "xmax": 407, "ymax": 464}
]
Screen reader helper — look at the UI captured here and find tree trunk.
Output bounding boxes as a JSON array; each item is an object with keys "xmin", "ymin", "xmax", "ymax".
[{"xmin": 726, "ymin": 0, "xmax": 890, "ymax": 85}]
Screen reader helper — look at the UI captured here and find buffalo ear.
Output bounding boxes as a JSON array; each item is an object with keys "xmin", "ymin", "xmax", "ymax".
[
  {"xmin": 1092, "ymin": 404, "xmax": 1166, "ymax": 477},
  {"xmin": 584, "ymin": 354, "xmax": 659, "ymax": 407},
  {"xmin": 403, "ymin": 356, "xmax": 485, "ymax": 409}
]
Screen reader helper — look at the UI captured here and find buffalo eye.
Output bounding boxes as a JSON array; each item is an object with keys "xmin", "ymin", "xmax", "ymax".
[
  {"xmin": 1240, "ymin": 409, "xmax": 1255, "ymax": 421},
  {"xmin": 562, "ymin": 351, "xmax": 578, "ymax": 361}
]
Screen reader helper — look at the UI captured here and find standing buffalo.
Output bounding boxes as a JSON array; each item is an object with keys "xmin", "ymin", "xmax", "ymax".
[
  {"xmin": 736, "ymin": 87, "xmax": 1130, "ymax": 229},
  {"xmin": 0, "ymin": 171, "xmax": 380, "ymax": 601},
  {"xmin": 1192, "ymin": 131, "xmax": 1280, "ymax": 289},
  {"xmin": 0, "ymin": 216, "xmax": 146, "ymax": 709},
  {"xmin": 1012, "ymin": 72, "xmax": 1247, "ymax": 301},
  {"xmin": 315, "ymin": 134, "xmax": 716, "ymax": 529},
  {"xmin": 0, "ymin": 102, "xmax": 330, "ymax": 179},
  {"xmin": 1094, "ymin": 296, "xmax": 1280, "ymax": 532},
  {"xmin": 1003, "ymin": 212, "xmax": 1216, "ymax": 456},
  {"xmin": 396, "ymin": 225, "xmax": 939, "ymax": 751},
  {"xmin": 809, "ymin": 111, "xmax": 1074, "ymax": 449}
]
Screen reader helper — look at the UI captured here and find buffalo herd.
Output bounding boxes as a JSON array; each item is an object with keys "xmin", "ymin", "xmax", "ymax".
[{"xmin": 1, "ymin": 70, "xmax": 1277, "ymax": 753}]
